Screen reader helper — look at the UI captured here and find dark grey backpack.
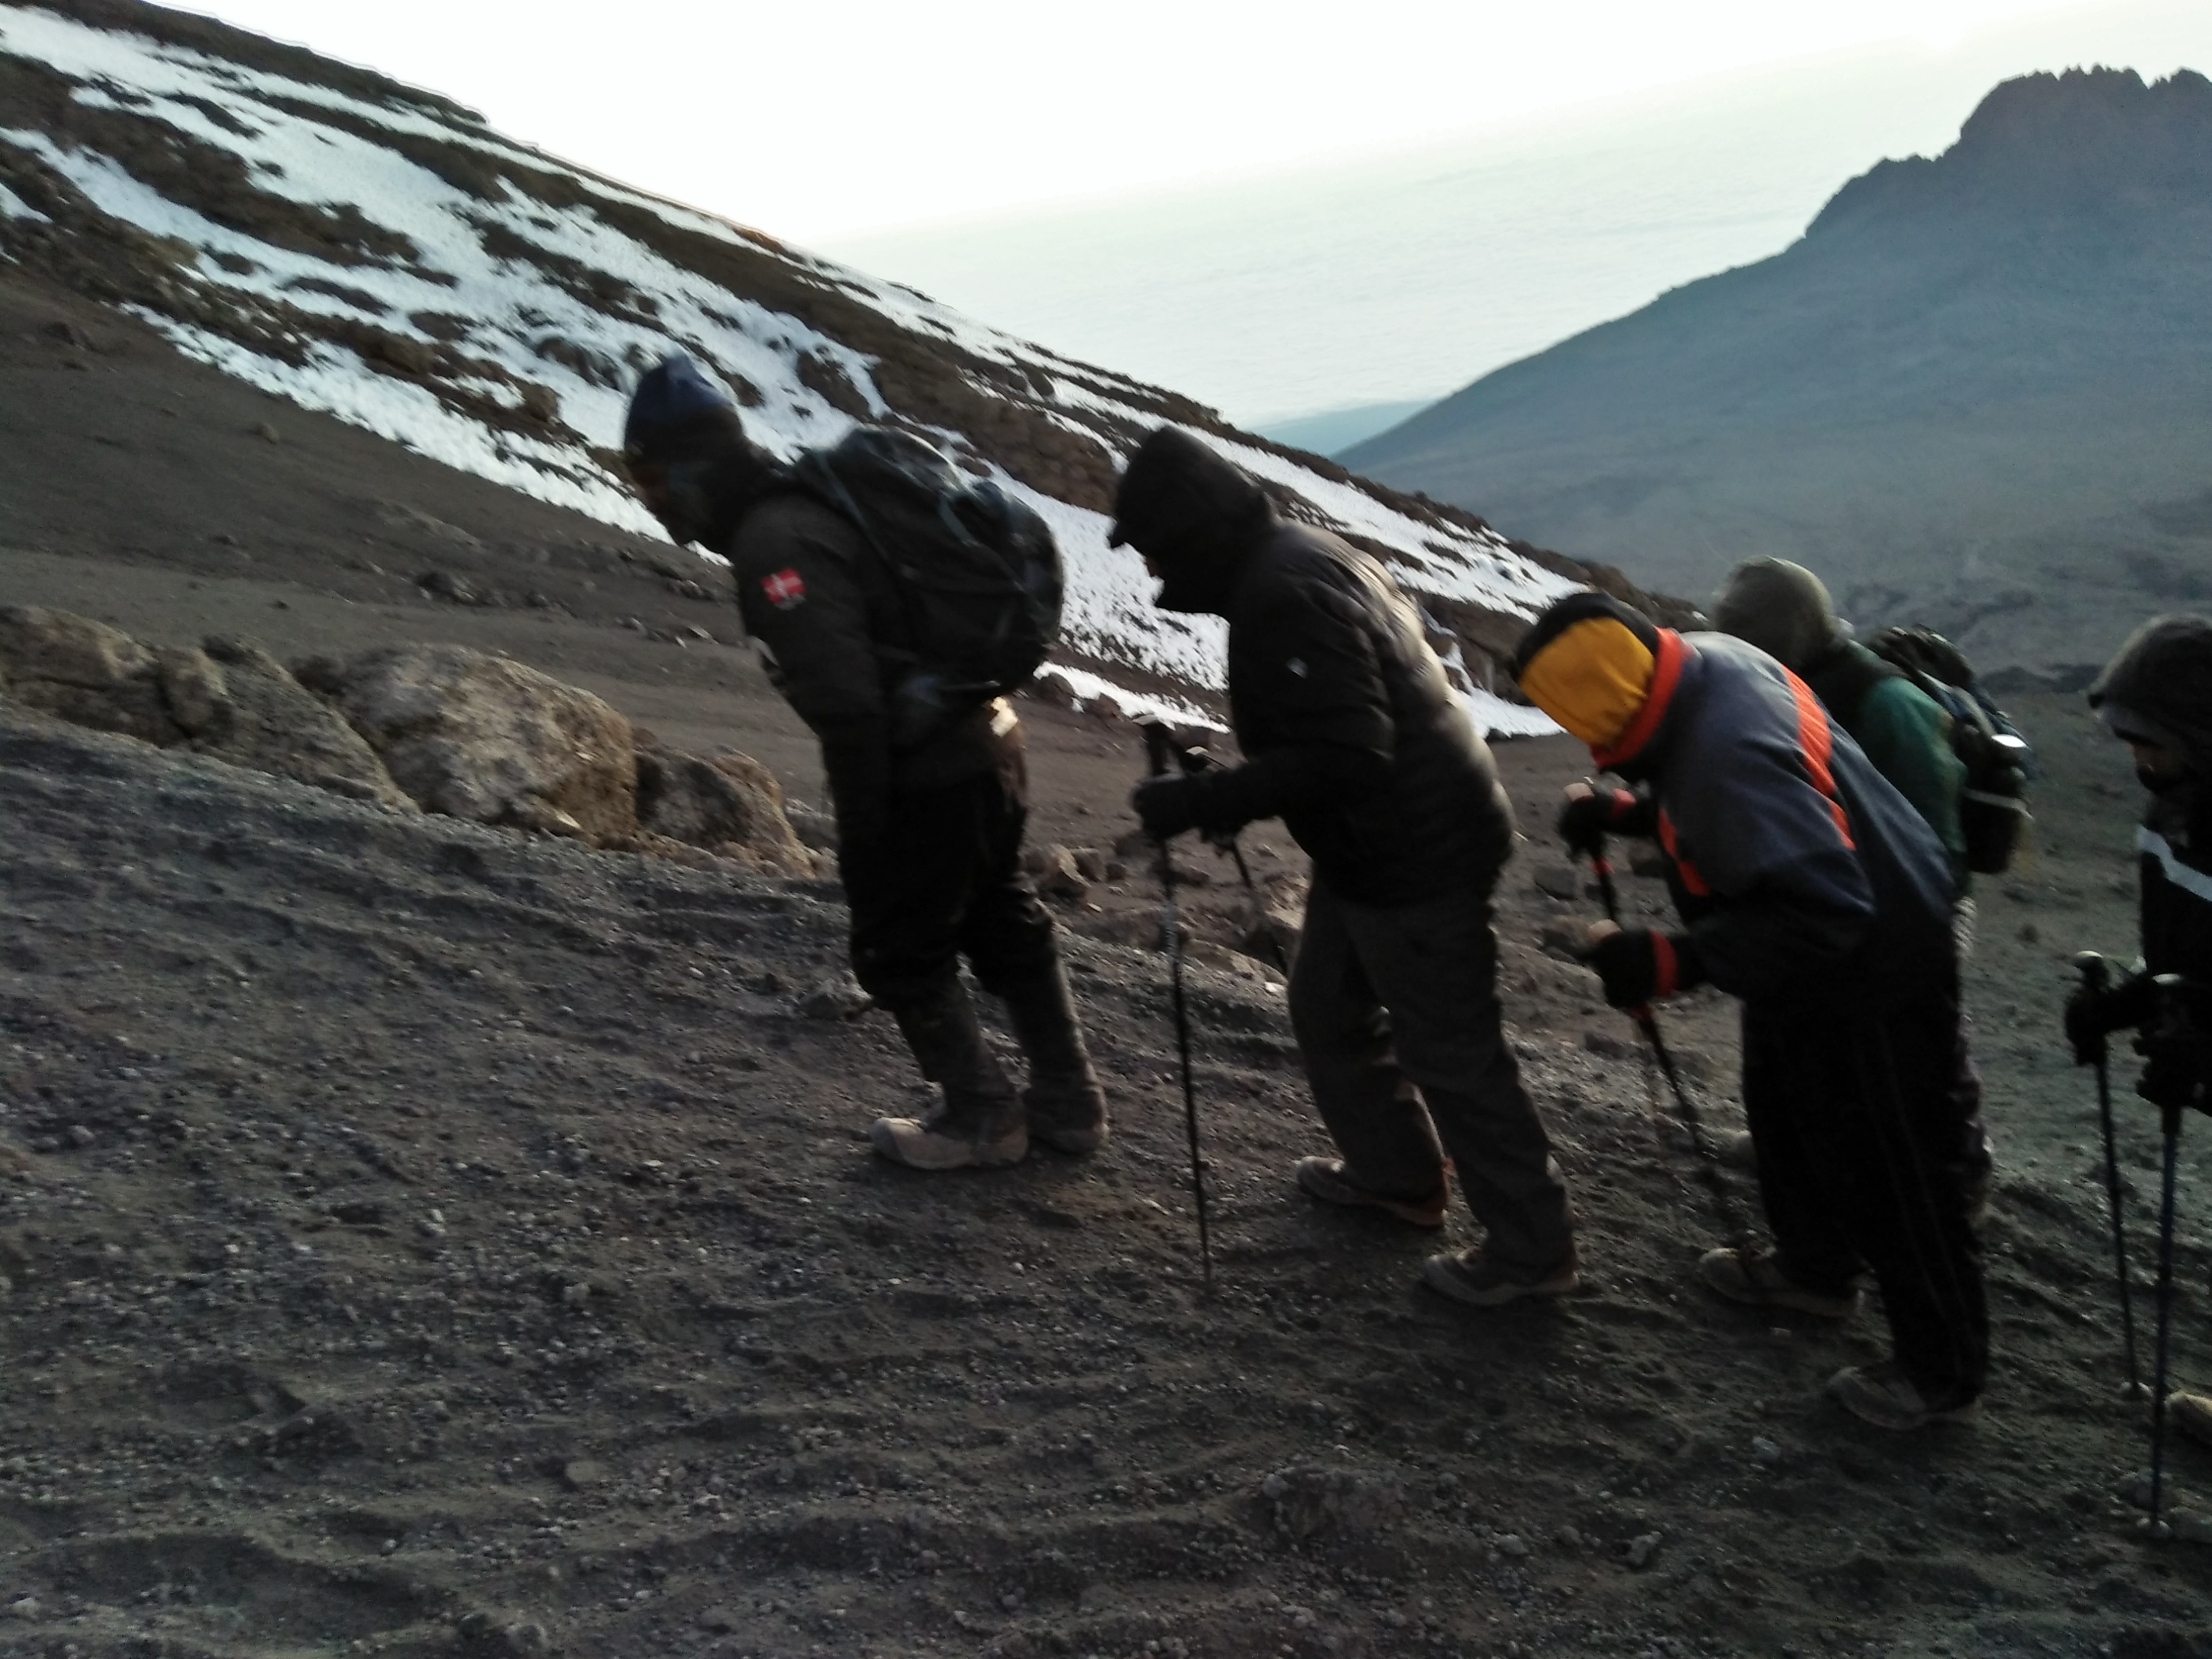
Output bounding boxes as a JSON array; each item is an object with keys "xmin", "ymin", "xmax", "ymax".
[{"xmin": 791, "ymin": 426, "xmax": 1063, "ymax": 746}]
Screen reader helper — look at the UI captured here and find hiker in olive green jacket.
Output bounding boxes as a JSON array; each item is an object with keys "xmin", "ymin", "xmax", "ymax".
[{"xmin": 1711, "ymin": 557, "xmax": 1992, "ymax": 1218}]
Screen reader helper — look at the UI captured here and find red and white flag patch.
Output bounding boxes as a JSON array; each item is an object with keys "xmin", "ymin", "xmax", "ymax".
[{"xmin": 760, "ymin": 567, "xmax": 806, "ymax": 610}]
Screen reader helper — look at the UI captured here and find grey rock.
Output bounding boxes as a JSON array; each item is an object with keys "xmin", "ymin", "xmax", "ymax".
[
  {"xmin": 1260, "ymin": 1463, "xmax": 1406, "ymax": 1538},
  {"xmin": 1626, "ymin": 1531, "xmax": 1663, "ymax": 1570}
]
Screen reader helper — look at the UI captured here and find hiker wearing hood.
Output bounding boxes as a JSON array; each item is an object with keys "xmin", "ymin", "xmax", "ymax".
[
  {"xmin": 2070, "ymin": 614, "xmax": 2212, "ymax": 1448},
  {"xmin": 1711, "ymin": 560, "xmax": 1967, "ymax": 887},
  {"xmin": 1111, "ymin": 427, "xmax": 1576, "ymax": 1309},
  {"xmin": 623, "ymin": 354, "xmax": 1107, "ymax": 1172},
  {"xmin": 1515, "ymin": 592, "xmax": 1987, "ymax": 1432},
  {"xmin": 1711, "ymin": 558, "xmax": 1992, "ymax": 1221},
  {"xmin": 2070, "ymin": 614, "xmax": 2212, "ymax": 1113}
]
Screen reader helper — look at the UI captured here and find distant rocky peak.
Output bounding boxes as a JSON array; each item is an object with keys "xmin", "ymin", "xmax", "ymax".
[{"xmin": 1808, "ymin": 66, "xmax": 2212, "ymax": 239}]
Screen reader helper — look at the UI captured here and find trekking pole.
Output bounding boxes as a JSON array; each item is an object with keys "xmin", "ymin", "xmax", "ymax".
[
  {"xmin": 2142, "ymin": 975, "xmax": 2192, "ymax": 1541},
  {"xmin": 1145, "ymin": 724, "xmax": 1214, "ymax": 1290},
  {"xmin": 1587, "ymin": 838, "xmax": 1750, "ymax": 1249},
  {"xmin": 2071, "ymin": 951, "xmax": 2144, "ymax": 1398}
]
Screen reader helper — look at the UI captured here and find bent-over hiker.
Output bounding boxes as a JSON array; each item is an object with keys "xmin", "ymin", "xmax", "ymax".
[
  {"xmin": 622, "ymin": 355, "xmax": 1106, "ymax": 1170},
  {"xmin": 1518, "ymin": 591, "xmax": 1986, "ymax": 1431},
  {"xmin": 1112, "ymin": 426, "xmax": 1577, "ymax": 1307},
  {"xmin": 1709, "ymin": 558, "xmax": 1994, "ymax": 1223}
]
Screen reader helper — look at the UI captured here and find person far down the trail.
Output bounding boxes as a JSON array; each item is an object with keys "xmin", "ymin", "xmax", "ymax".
[
  {"xmin": 1513, "ymin": 591, "xmax": 1988, "ymax": 1432},
  {"xmin": 1111, "ymin": 426, "xmax": 1578, "ymax": 1309},
  {"xmin": 620, "ymin": 354, "xmax": 1107, "ymax": 1172},
  {"xmin": 1708, "ymin": 558, "xmax": 1995, "ymax": 1225},
  {"xmin": 2066, "ymin": 614, "xmax": 2212, "ymax": 1448}
]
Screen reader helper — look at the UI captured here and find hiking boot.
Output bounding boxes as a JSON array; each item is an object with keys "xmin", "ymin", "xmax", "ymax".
[
  {"xmin": 2166, "ymin": 1391, "xmax": 2212, "ymax": 1448},
  {"xmin": 1826, "ymin": 1361, "xmax": 1980, "ymax": 1431},
  {"xmin": 875, "ymin": 988, "xmax": 1027, "ymax": 1172},
  {"xmin": 1420, "ymin": 1242, "xmax": 1579, "ymax": 1307},
  {"xmin": 1295, "ymin": 1156, "xmax": 1447, "ymax": 1229},
  {"xmin": 998, "ymin": 960, "xmax": 1109, "ymax": 1154},
  {"xmin": 869, "ymin": 1101, "xmax": 1027, "ymax": 1170},
  {"xmin": 1964, "ymin": 1165, "xmax": 1994, "ymax": 1232},
  {"xmin": 1696, "ymin": 1246, "xmax": 1860, "ymax": 1319}
]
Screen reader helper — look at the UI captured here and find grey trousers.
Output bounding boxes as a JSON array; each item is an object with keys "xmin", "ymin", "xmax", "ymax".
[{"xmin": 1290, "ymin": 880, "xmax": 1574, "ymax": 1268}]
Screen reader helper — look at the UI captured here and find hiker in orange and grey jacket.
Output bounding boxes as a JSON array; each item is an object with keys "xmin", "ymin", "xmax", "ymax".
[{"xmin": 1513, "ymin": 590, "xmax": 1988, "ymax": 1432}]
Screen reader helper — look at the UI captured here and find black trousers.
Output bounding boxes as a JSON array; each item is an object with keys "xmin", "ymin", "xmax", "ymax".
[
  {"xmin": 1288, "ymin": 880, "xmax": 1574, "ymax": 1269},
  {"xmin": 840, "ymin": 752, "xmax": 1059, "ymax": 1012},
  {"xmin": 1741, "ymin": 982, "xmax": 1990, "ymax": 1406}
]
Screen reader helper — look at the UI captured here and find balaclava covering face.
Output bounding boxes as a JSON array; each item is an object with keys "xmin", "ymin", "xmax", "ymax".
[{"xmin": 1511, "ymin": 591, "xmax": 1663, "ymax": 751}]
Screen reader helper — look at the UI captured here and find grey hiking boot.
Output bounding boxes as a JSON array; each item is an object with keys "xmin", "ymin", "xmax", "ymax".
[
  {"xmin": 874, "ymin": 990, "xmax": 1027, "ymax": 1172},
  {"xmin": 1296, "ymin": 1156, "xmax": 1448, "ymax": 1229},
  {"xmin": 1697, "ymin": 1246, "xmax": 1860, "ymax": 1319},
  {"xmin": 869, "ymin": 1099, "xmax": 1027, "ymax": 1170},
  {"xmin": 1826, "ymin": 1361, "xmax": 1979, "ymax": 1431},
  {"xmin": 1421, "ymin": 1242, "xmax": 1579, "ymax": 1307},
  {"xmin": 2167, "ymin": 1392, "xmax": 2212, "ymax": 1448},
  {"xmin": 998, "ymin": 959, "xmax": 1109, "ymax": 1154}
]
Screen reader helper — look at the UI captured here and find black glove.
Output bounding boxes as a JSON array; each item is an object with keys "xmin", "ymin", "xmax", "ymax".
[
  {"xmin": 1133, "ymin": 772, "xmax": 1207, "ymax": 840},
  {"xmin": 2065, "ymin": 972, "xmax": 2153, "ymax": 1066},
  {"xmin": 1585, "ymin": 927, "xmax": 1705, "ymax": 1009},
  {"xmin": 1557, "ymin": 784, "xmax": 1655, "ymax": 857}
]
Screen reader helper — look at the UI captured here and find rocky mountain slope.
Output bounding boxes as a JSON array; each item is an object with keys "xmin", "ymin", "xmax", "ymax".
[
  {"xmin": 0, "ymin": 0, "xmax": 1689, "ymax": 725},
  {"xmin": 1347, "ymin": 67, "xmax": 2212, "ymax": 682}
]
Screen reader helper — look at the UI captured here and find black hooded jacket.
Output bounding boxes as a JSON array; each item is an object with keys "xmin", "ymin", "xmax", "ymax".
[
  {"xmin": 1111, "ymin": 429, "xmax": 1515, "ymax": 904},
  {"xmin": 2091, "ymin": 615, "xmax": 2212, "ymax": 995}
]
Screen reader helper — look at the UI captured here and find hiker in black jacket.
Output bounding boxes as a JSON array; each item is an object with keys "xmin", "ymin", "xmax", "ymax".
[
  {"xmin": 622, "ymin": 354, "xmax": 1106, "ymax": 1171},
  {"xmin": 1516, "ymin": 591, "xmax": 1987, "ymax": 1431},
  {"xmin": 2067, "ymin": 614, "xmax": 2212, "ymax": 1444},
  {"xmin": 1111, "ymin": 426, "xmax": 1576, "ymax": 1307},
  {"xmin": 1710, "ymin": 558, "xmax": 1994, "ymax": 1221}
]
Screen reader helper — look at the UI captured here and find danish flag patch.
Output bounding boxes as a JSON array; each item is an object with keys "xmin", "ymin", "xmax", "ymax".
[{"xmin": 760, "ymin": 567, "xmax": 806, "ymax": 610}]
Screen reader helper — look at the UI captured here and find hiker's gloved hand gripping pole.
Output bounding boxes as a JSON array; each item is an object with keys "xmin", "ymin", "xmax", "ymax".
[
  {"xmin": 1141, "ymin": 722, "xmax": 1214, "ymax": 1289},
  {"xmin": 1563, "ymin": 782, "xmax": 1748, "ymax": 1248}
]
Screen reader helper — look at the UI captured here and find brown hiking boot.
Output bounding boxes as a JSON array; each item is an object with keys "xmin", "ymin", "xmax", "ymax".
[
  {"xmin": 1826, "ymin": 1361, "xmax": 1980, "ymax": 1431},
  {"xmin": 869, "ymin": 1099, "xmax": 1027, "ymax": 1170},
  {"xmin": 1697, "ymin": 1246, "xmax": 1859, "ymax": 1319},
  {"xmin": 1295, "ymin": 1156, "xmax": 1448, "ymax": 1228},
  {"xmin": 1025, "ymin": 1077, "xmax": 1109, "ymax": 1155},
  {"xmin": 876, "ymin": 987, "xmax": 1027, "ymax": 1171},
  {"xmin": 2166, "ymin": 1392, "xmax": 2212, "ymax": 1448},
  {"xmin": 998, "ymin": 960, "xmax": 1109, "ymax": 1154},
  {"xmin": 1421, "ymin": 1242, "xmax": 1580, "ymax": 1307}
]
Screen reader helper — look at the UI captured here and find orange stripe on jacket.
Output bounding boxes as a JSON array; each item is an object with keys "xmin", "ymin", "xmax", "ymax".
[
  {"xmin": 1656, "ymin": 809, "xmax": 1711, "ymax": 897},
  {"xmin": 1784, "ymin": 668, "xmax": 1855, "ymax": 848}
]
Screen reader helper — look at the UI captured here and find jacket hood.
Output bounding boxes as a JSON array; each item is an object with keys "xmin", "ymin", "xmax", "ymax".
[
  {"xmin": 1109, "ymin": 426, "xmax": 1274, "ymax": 615},
  {"xmin": 2091, "ymin": 613, "xmax": 2212, "ymax": 764},
  {"xmin": 1709, "ymin": 558, "xmax": 1847, "ymax": 672}
]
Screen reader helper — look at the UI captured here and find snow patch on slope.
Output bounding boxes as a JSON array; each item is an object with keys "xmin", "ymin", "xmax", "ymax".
[{"xmin": 0, "ymin": 4, "xmax": 1566, "ymax": 734}]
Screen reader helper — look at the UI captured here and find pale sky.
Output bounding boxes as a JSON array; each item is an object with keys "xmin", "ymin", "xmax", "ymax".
[{"xmin": 179, "ymin": 0, "xmax": 2159, "ymax": 242}]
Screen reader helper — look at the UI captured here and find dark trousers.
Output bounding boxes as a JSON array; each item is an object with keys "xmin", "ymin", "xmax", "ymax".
[
  {"xmin": 1289, "ymin": 880, "xmax": 1573, "ymax": 1268},
  {"xmin": 841, "ymin": 754, "xmax": 1059, "ymax": 1012},
  {"xmin": 1742, "ymin": 986, "xmax": 1990, "ymax": 1406}
]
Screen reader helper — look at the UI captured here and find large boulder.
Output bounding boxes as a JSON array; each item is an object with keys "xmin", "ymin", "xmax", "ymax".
[
  {"xmin": 193, "ymin": 637, "xmax": 412, "ymax": 807},
  {"xmin": 0, "ymin": 608, "xmax": 409, "ymax": 807},
  {"xmin": 634, "ymin": 736, "xmax": 817, "ymax": 877},
  {"xmin": 297, "ymin": 644, "xmax": 637, "ymax": 842},
  {"xmin": 0, "ymin": 605, "xmax": 202, "ymax": 744}
]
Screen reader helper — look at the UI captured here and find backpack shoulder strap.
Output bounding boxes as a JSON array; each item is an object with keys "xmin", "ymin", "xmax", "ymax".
[{"xmin": 1799, "ymin": 642, "xmax": 1898, "ymax": 742}]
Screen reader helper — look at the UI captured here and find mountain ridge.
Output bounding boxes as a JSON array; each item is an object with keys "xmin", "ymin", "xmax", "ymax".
[{"xmin": 1348, "ymin": 66, "xmax": 2212, "ymax": 677}]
